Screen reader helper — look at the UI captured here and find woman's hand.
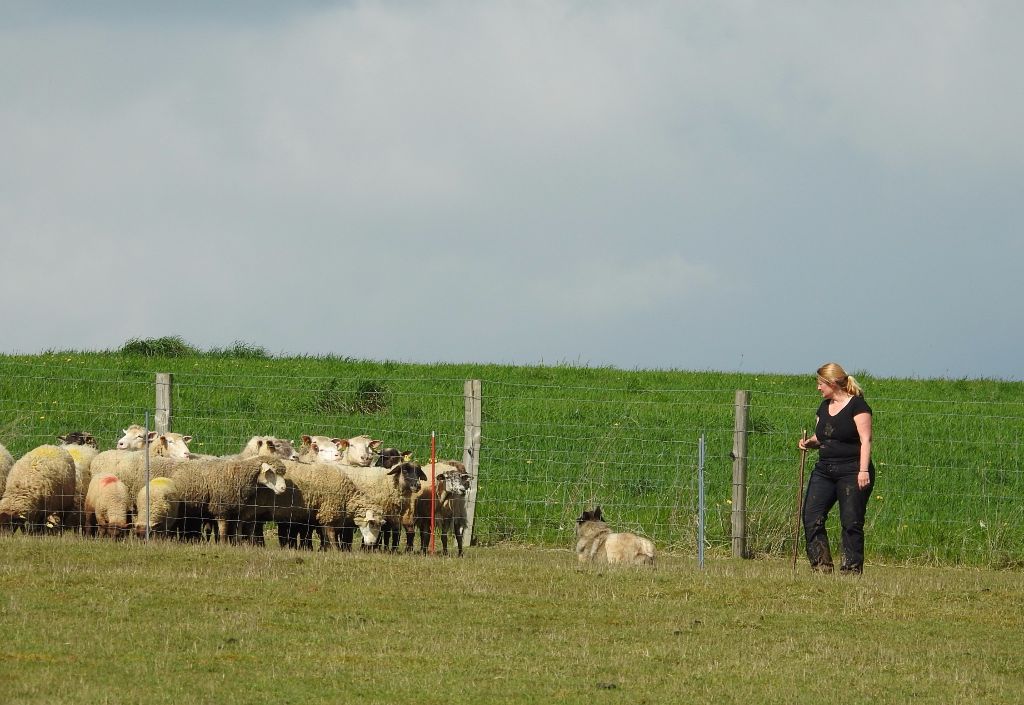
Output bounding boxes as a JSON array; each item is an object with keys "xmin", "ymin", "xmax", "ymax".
[
  {"xmin": 857, "ymin": 470, "xmax": 871, "ymax": 490},
  {"xmin": 798, "ymin": 436, "xmax": 818, "ymax": 451}
]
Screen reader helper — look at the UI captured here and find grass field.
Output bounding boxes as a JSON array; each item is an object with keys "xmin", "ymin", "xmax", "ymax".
[
  {"xmin": 1, "ymin": 345, "xmax": 1023, "ymax": 565},
  {"xmin": 1, "ymin": 534, "xmax": 1022, "ymax": 705}
]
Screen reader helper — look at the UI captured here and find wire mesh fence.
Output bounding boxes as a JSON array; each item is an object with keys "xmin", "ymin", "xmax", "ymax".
[{"xmin": 1, "ymin": 360, "xmax": 1022, "ymax": 566}]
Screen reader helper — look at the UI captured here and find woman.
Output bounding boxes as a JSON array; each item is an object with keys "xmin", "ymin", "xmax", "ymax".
[{"xmin": 797, "ymin": 362, "xmax": 874, "ymax": 574}]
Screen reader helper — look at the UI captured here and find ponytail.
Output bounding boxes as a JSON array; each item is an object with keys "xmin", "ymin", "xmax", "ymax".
[{"xmin": 817, "ymin": 362, "xmax": 864, "ymax": 397}]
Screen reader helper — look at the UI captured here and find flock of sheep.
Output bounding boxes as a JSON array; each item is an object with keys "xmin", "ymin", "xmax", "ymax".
[{"xmin": 0, "ymin": 427, "xmax": 474, "ymax": 556}]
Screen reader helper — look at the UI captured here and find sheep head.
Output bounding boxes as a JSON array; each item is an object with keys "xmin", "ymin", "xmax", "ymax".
[
  {"xmin": 257, "ymin": 461, "xmax": 287, "ymax": 495},
  {"xmin": 388, "ymin": 461, "xmax": 427, "ymax": 494},
  {"xmin": 116, "ymin": 425, "xmax": 148, "ymax": 450},
  {"xmin": 299, "ymin": 435, "xmax": 344, "ymax": 463},
  {"xmin": 57, "ymin": 431, "xmax": 98, "ymax": 448},
  {"xmin": 353, "ymin": 508, "xmax": 386, "ymax": 547}
]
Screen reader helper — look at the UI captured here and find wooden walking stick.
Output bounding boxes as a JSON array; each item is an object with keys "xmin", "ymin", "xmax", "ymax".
[{"xmin": 792, "ymin": 430, "xmax": 808, "ymax": 570}]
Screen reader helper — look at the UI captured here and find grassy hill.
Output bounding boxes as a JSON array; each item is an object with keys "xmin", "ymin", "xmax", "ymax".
[{"xmin": 1, "ymin": 340, "xmax": 1022, "ymax": 566}]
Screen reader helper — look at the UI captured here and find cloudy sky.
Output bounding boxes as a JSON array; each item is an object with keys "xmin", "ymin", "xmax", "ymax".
[{"xmin": 2, "ymin": 1, "xmax": 1021, "ymax": 380}]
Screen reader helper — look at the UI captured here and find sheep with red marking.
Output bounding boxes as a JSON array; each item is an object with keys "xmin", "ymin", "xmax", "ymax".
[
  {"xmin": 88, "ymin": 433, "xmax": 193, "ymax": 508},
  {"xmin": 83, "ymin": 473, "xmax": 131, "ymax": 538}
]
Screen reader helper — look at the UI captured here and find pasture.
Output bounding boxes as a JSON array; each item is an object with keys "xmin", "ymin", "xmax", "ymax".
[
  {"xmin": 1, "ymin": 347, "xmax": 1023, "ymax": 565},
  {"xmin": 1, "ymin": 535, "xmax": 1021, "ymax": 705}
]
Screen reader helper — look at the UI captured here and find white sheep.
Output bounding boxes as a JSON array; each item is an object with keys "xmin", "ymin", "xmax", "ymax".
[
  {"xmin": 0, "ymin": 445, "xmax": 77, "ymax": 534},
  {"xmin": 297, "ymin": 435, "xmax": 344, "ymax": 463},
  {"xmin": 408, "ymin": 461, "xmax": 473, "ymax": 556},
  {"xmin": 238, "ymin": 435, "xmax": 300, "ymax": 461},
  {"xmin": 260, "ymin": 460, "xmax": 388, "ymax": 550},
  {"xmin": 89, "ymin": 433, "xmax": 194, "ymax": 505},
  {"xmin": 116, "ymin": 425, "xmax": 149, "ymax": 450},
  {"xmin": 338, "ymin": 435, "xmax": 383, "ymax": 467},
  {"xmin": 169, "ymin": 455, "xmax": 288, "ymax": 543},
  {"xmin": 83, "ymin": 472, "xmax": 130, "ymax": 539},
  {"xmin": 340, "ymin": 460, "xmax": 427, "ymax": 550},
  {"xmin": 134, "ymin": 477, "xmax": 183, "ymax": 539},
  {"xmin": 0, "ymin": 441, "xmax": 14, "ymax": 498}
]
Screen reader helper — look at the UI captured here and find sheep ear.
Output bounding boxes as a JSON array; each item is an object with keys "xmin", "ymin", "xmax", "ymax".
[
  {"xmin": 417, "ymin": 468, "xmax": 428, "ymax": 481},
  {"xmin": 301, "ymin": 435, "xmax": 312, "ymax": 444},
  {"xmin": 370, "ymin": 440, "xmax": 382, "ymax": 451},
  {"xmin": 182, "ymin": 436, "xmax": 193, "ymax": 443},
  {"xmin": 335, "ymin": 438, "xmax": 348, "ymax": 448},
  {"xmin": 402, "ymin": 450, "xmax": 414, "ymax": 461},
  {"xmin": 461, "ymin": 473, "xmax": 472, "ymax": 487},
  {"xmin": 594, "ymin": 506, "xmax": 603, "ymax": 520},
  {"xmin": 57, "ymin": 435, "xmax": 67, "ymax": 443},
  {"xmin": 147, "ymin": 431, "xmax": 158, "ymax": 442}
]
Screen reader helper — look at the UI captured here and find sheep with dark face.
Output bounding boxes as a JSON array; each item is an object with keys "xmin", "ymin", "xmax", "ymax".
[
  {"xmin": 373, "ymin": 448, "xmax": 413, "ymax": 550},
  {"xmin": 408, "ymin": 461, "xmax": 473, "ymax": 556}
]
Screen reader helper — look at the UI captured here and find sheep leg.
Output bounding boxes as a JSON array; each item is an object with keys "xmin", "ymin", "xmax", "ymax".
[{"xmin": 454, "ymin": 521, "xmax": 465, "ymax": 557}]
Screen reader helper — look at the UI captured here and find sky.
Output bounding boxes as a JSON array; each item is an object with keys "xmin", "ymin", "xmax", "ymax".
[{"xmin": 2, "ymin": 1, "xmax": 1022, "ymax": 380}]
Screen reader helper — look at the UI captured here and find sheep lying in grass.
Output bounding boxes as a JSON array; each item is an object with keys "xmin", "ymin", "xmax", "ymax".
[
  {"xmin": 407, "ymin": 461, "xmax": 473, "ymax": 556},
  {"xmin": 134, "ymin": 477, "xmax": 183, "ymax": 539},
  {"xmin": 0, "ymin": 445, "xmax": 77, "ymax": 534},
  {"xmin": 0, "ymin": 441, "xmax": 14, "ymax": 498},
  {"xmin": 169, "ymin": 456, "xmax": 287, "ymax": 543},
  {"xmin": 83, "ymin": 473, "xmax": 130, "ymax": 539}
]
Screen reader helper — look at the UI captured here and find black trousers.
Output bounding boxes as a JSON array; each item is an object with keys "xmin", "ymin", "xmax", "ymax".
[{"xmin": 802, "ymin": 460, "xmax": 874, "ymax": 572}]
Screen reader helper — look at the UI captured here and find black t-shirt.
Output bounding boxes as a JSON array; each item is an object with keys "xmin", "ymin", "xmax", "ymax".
[{"xmin": 816, "ymin": 395, "xmax": 872, "ymax": 464}]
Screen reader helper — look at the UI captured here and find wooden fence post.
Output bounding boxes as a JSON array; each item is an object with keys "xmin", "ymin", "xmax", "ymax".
[
  {"xmin": 462, "ymin": 379, "xmax": 482, "ymax": 546},
  {"xmin": 155, "ymin": 373, "xmax": 173, "ymax": 434},
  {"xmin": 731, "ymin": 389, "xmax": 751, "ymax": 558}
]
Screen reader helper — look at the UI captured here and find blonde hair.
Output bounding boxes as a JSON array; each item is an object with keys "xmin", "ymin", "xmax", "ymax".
[{"xmin": 817, "ymin": 362, "xmax": 863, "ymax": 397}]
